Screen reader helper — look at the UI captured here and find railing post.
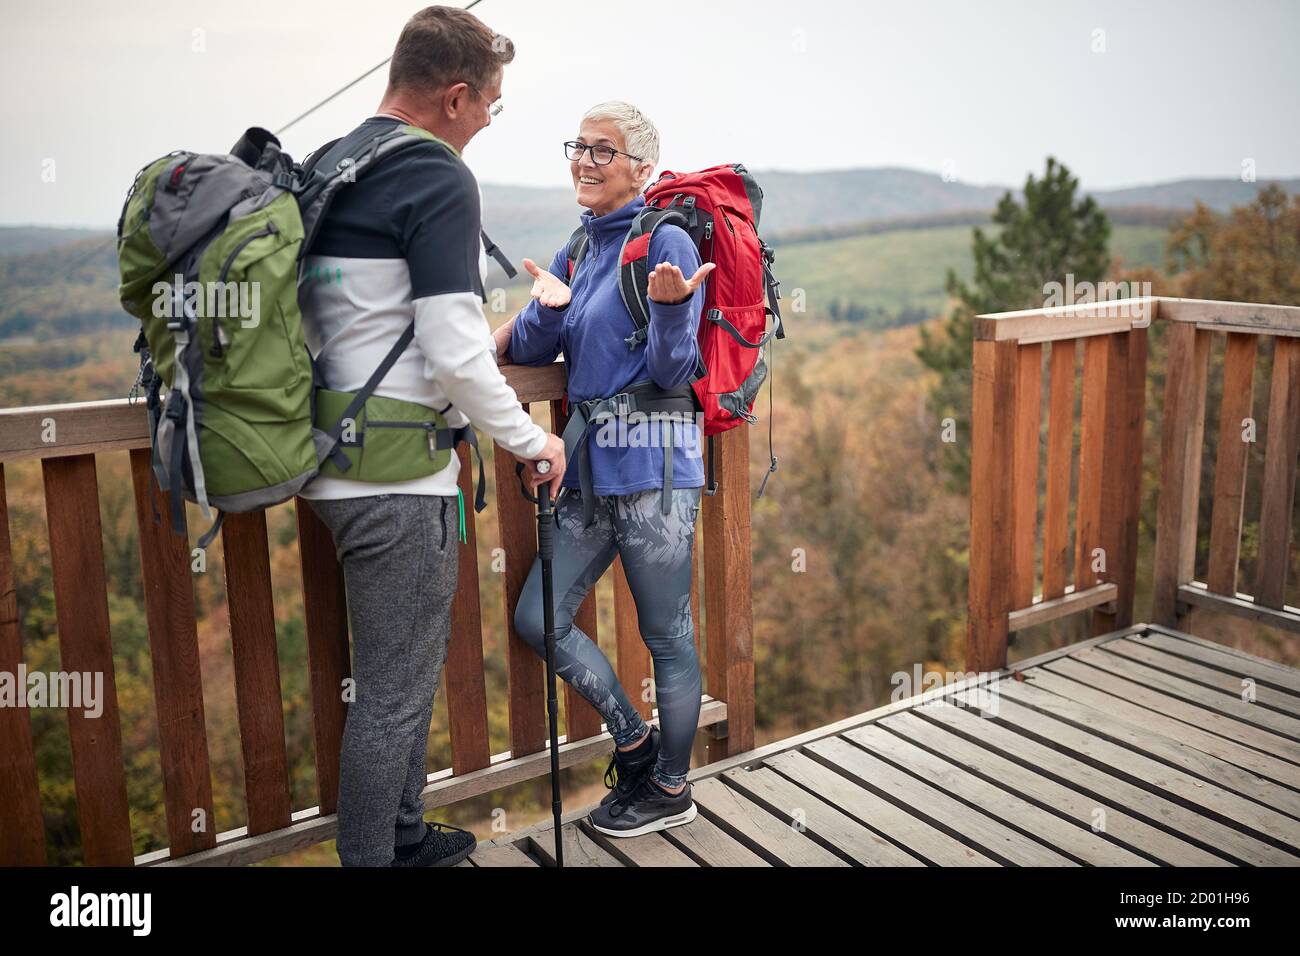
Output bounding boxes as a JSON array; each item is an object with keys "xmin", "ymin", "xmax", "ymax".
[
  {"xmin": 1092, "ymin": 328, "xmax": 1147, "ymax": 634},
  {"xmin": 1153, "ymin": 322, "xmax": 1211, "ymax": 626},
  {"xmin": 968, "ymin": 338, "xmax": 1017, "ymax": 672},
  {"xmin": 702, "ymin": 425, "xmax": 754, "ymax": 758}
]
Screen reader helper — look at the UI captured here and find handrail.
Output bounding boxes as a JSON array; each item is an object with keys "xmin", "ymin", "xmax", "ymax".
[
  {"xmin": 967, "ymin": 294, "xmax": 1300, "ymax": 674},
  {"xmin": 0, "ymin": 357, "xmax": 757, "ymax": 866}
]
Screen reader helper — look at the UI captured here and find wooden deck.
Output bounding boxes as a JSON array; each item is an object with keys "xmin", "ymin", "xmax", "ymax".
[{"xmin": 467, "ymin": 624, "xmax": 1300, "ymax": 867}]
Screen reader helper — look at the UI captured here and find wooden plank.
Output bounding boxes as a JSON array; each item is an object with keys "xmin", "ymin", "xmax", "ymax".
[
  {"xmin": 1136, "ymin": 628, "xmax": 1300, "ymax": 694},
  {"xmin": 660, "ymin": 807, "xmax": 770, "ymax": 866},
  {"xmin": 496, "ymin": 416, "xmax": 547, "ymax": 758},
  {"xmin": 1008, "ymin": 583, "xmax": 1117, "ymax": 632},
  {"xmin": 1157, "ymin": 296, "xmax": 1300, "ymax": 336},
  {"xmin": 0, "ymin": 463, "xmax": 47, "ymax": 864},
  {"xmin": 219, "ymin": 509, "xmax": 291, "ymax": 836},
  {"xmin": 702, "ymin": 425, "xmax": 755, "ymax": 755},
  {"xmin": 691, "ymin": 625, "xmax": 1151, "ymax": 790},
  {"xmin": 579, "ymin": 820, "xmax": 698, "ymax": 867},
  {"xmin": 843, "ymin": 723, "xmax": 1149, "ymax": 866},
  {"xmin": 1205, "ymin": 333, "xmax": 1259, "ymax": 595},
  {"xmin": 953, "ymin": 687, "xmax": 1300, "ymax": 857},
  {"xmin": 762, "ymin": 750, "xmax": 996, "ymax": 865},
  {"xmin": 805, "ymin": 735, "xmax": 1075, "ymax": 865},
  {"xmin": 1042, "ymin": 339, "xmax": 1076, "ymax": 600},
  {"xmin": 1153, "ymin": 324, "xmax": 1211, "ymax": 625},
  {"xmin": 1074, "ymin": 335, "xmax": 1110, "ymax": 594},
  {"xmin": 466, "ymin": 842, "xmax": 539, "ymax": 867},
  {"xmin": 1178, "ymin": 582, "xmax": 1300, "ymax": 635},
  {"xmin": 528, "ymin": 822, "xmax": 624, "ymax": 867},
  {"xmin": 967, "ymin": 339, "xmax": 1017, "ymax": 672},
  {"xmin": 924, "ymin": 696, "xmax": 1253, "ymax": 865},
  {"xmin": 1023, "ymin": 663, "xmax": 1300, "ymax": 800},
  {"xmin": 691, "ymin": 777, "xmax": 847, "ymax": 866},
  {"xmin": 882, "ymin": 707, "xmax": 1226, "ymax": 865},
  {"xmin": 614, "ymin": 555, "xmax": 653, "ymax": 721},
  {"xmin": 129, "ymin": 449, "xmax": 216, "ymax": 856},
  {"xmin": 1094, "ymin": 329, "xmax": 1146, "ymax": 633},
  {"xmin": 720, "ymin": 765, "xmax": 925, "ymax": 866},
  {"xmin": 1071, "ymin": 645, "xmax": 1300, "ymax": 761},
  {"xmin": 550, "ymin": 398, "xmax": 604, "ymax": 744},
  {"xmin": 1044, "ymin": 655, "xmax": 1300, "ymax": 784},
  {"xmin": 1010, "ymin": 342, "xmax": 1042, "ymax": 610},
  {"xmin": 294, "ymin": 497, "xmax": 351, "ymax": 814},
  {"xmin": 445, "ymin": 442, "xmax": 491, "ymax": 775},
  {"xmin": 41, "ymin": 455, "xmax": 133, "ymax": 865},
  {"xmin": 1255, "ymin": 336, "xmax": 1300, "ymax": 608},
  {"xmin": 0, "ymin": 363, "xmax": 566, "ymax": 464},
  {"xmin": 974, "ymin": 296, "xmax": 1155, "ymax": 342},
  {"xmin": 1103, "ymin": 638, "xmax": 1300, "ymax": 718}
]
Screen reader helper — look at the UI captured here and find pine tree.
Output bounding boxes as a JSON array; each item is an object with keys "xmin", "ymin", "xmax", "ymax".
[{"xmin": 915, "ymin": 157, "xmax": 1111, "ymax": 489}]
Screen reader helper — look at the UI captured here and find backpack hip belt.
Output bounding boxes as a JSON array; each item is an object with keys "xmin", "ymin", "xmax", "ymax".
[{"xmin": 559, "ymin": 379, "xmax": 698, "ymax": 527}]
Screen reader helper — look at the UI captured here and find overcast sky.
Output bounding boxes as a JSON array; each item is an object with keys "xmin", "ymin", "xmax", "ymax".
[{"xmin": 3, "ymin": 0, "xmax": 1297, "ymax": 228}]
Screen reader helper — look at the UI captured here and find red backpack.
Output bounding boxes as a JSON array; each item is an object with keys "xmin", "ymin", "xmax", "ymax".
[{"xmin": 562, "ymin": 164, "xmax": 785, "ymax": 498}]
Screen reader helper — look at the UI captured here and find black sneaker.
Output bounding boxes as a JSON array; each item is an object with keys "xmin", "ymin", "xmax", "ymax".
[
  {"xmin": 587, "ymin": 773, "xmax": 695, "ymax": 838},
  {"xmin": 389, "ymin": 821, "xmax": 476, "ymax": 867},
  {"xmin": 599, "ymin": 726, "xmax": 661, "ymax": 807}
]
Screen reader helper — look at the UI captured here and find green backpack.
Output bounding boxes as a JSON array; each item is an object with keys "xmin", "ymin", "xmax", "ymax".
[{"xmin": 117, "ymin": 125, "xmax": 506, "ymax": 547}]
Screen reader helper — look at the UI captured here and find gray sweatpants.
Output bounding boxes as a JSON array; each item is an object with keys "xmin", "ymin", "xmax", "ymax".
[{"xmin": 302, "ymin": 492, "xmax": 459, "ymax": 867}]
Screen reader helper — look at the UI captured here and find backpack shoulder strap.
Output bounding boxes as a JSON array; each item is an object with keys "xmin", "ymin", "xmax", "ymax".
[
  {"xmin": 562, "ymin": 225, "xmax": 588, "ymax": 285},
  {"xmin": 616, "ymin": 205, "xmax": 690, "ymax": 348}
]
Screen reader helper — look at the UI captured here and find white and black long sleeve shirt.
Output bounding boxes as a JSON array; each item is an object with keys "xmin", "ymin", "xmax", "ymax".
[{"xmin": 298, "ymin": 115, "xmax": 546, "ymax": 500}]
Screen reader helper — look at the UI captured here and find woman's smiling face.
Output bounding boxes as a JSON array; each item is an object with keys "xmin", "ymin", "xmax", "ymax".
[{"xmin": 571, "ymin": 118, "xmax": 650, "ymax": 216}]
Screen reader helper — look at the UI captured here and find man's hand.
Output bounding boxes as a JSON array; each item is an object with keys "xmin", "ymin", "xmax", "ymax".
[
  {"xmin": 524, "ymin": 258, "xmax": 571, "ymax": 310},
  {"xmin": 647, "ymin": 260, "xmax": 715, "ymax": 304},
  {"xmin": 526, "ymin": 432, "xmax": 566, "ymax": 497},
  {"xmin": 492, "ymin": 316, "xmax": 515, "ymax": 365}
]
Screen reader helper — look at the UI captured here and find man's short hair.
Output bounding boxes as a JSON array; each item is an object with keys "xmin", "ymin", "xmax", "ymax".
[{"xmin": 387, "ymin": 5, "xmax": 514, "ymax": 96}]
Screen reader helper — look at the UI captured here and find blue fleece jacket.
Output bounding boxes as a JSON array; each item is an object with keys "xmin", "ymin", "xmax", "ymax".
[{"xmin": 510, "ymin": 193, "xmax": 705, "ymax": 495}]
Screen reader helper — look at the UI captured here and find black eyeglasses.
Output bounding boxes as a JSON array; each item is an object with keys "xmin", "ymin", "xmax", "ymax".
[{"xmin": 564, "ymin": 140, "xmax": 641, "ymax": 165}]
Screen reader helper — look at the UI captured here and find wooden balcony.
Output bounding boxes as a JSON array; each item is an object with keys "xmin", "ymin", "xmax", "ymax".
[
  {"xmin": 2, "ymin": 295, "xmax": 1298, "ymax": 867},
  {"xmin": 0, "ymin": 360, "xmax": 754, "ymax": 866}
]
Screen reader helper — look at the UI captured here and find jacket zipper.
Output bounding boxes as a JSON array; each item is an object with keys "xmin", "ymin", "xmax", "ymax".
[{"xmin": 211, "ymin": 220, "xmax": 278, "ymax": 357}]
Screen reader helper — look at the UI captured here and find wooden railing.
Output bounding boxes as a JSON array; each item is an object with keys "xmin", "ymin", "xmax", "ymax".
[
  {"xmin": 968, "ymin": 295, "xmax": 1300, "ymax": 674},
  {"xmin": 0, "ymin": 361, "xmax": 755, "ymax": 866}
]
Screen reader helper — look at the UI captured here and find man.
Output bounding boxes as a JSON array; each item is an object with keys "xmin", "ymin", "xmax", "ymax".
[{"xmin": 298, "ymin": 5, "xmax": 566, "ymax": 867}]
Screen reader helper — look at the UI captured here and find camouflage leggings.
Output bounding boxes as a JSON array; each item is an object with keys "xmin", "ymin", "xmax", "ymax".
[{"xmin": 513, "ymin": 484, "xmax": 703, "ymax": 790}]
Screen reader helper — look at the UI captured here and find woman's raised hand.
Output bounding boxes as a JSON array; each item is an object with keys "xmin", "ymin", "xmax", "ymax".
[
  {"xmin": 647, "ymin": 260, "xmax": 715, "ymax": 304},
  {"xmin": 523, "ymin": 258, "xmax": 571, "ymax": 310}
]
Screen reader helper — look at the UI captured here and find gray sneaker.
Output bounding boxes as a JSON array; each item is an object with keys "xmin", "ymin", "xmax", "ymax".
[
  {"xmin": 599, "ymin": 726, "xmax": 661, "ymax": 807},
  {"xmin": 588, "ymin": 774, "xmax": 696, "ymax": 838}
]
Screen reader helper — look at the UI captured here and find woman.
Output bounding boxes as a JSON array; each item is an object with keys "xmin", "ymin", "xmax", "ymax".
[{"xmin": 494, "ymin": 101, "xmax": 713, "ymax": 838}]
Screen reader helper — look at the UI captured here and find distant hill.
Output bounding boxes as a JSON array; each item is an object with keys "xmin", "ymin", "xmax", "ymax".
[
  {"xmin": 0, "ymin": 226, "xmax": 106, "ymax": 257},
  {"xmin": 483, "ymin": 170, "xmax": 1298, "ymax": 280},
  {"xmin": 0, "ymin": 168, "xmax": 1292, "ymax": 355}
]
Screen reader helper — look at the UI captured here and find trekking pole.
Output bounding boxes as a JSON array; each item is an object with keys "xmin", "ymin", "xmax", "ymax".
[{"xmin": 517, "ymin": 457, "xmax": 564, "ymax": 867}]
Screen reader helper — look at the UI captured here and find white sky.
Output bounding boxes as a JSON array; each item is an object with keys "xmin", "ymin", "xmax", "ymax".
[{"xmin": 3, "ymin": 0, "xmax": 1298, "ymax": 228}]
